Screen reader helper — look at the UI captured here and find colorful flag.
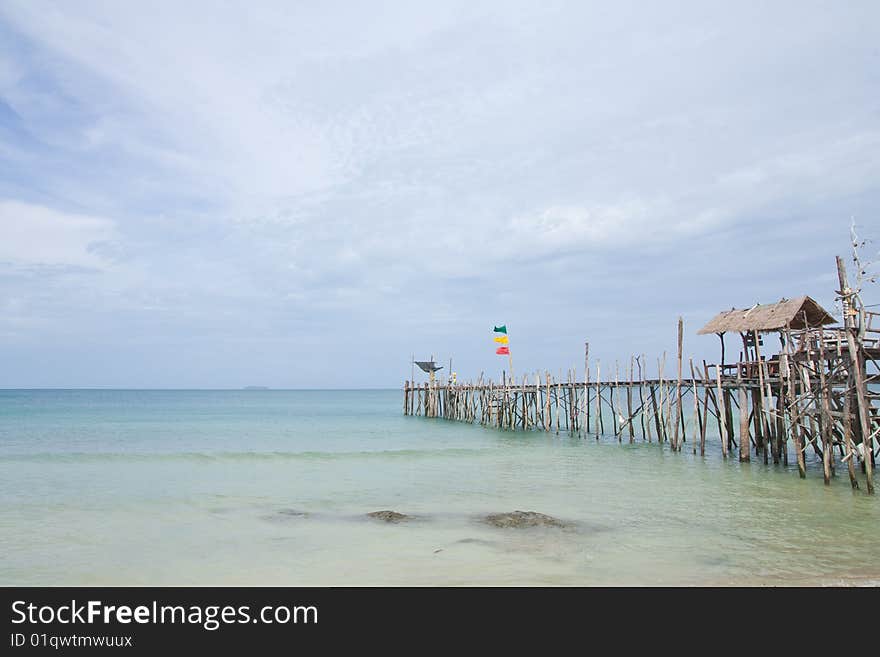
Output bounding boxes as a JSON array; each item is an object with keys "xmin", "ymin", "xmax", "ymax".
[
  {"xmin": 493, "ymin": 336, "xmax": 509, "ymax": 344},
  {"xmin": 495, "ymin": 346, "xmax": 510, "ymax": 355},
  {"xmin": 493, "ymin": 325, "xmax": 507, "ymax": 334}
]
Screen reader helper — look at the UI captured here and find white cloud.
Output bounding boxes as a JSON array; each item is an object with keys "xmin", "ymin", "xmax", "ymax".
[
  {"xmin": 0, "ymin": 1, "xmax": 878, "ymax": 384},
  {"xmin": 0, "ymin": 200, "xmax": 116, "ymax": 268}
]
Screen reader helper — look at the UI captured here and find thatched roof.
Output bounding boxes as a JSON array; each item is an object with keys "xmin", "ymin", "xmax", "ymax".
[{"xmin": 697, "ymin": 296, "xmax": 836, "ymax": 335}]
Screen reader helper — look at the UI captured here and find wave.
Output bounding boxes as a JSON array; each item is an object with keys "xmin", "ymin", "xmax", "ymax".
[{"xmin": 0, "ymin": 446, "xmax": 492, "ymax": 463}]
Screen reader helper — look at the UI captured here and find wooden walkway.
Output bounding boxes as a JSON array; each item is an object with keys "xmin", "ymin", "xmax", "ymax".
[{"xmin": 404, "ymin": 257, "xmax": 880, "ymax": 494}]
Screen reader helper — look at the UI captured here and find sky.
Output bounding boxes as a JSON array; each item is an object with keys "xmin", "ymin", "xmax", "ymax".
[{"xmin": 0, "ymin": 0, "xmax": 878, "ymax": 388}]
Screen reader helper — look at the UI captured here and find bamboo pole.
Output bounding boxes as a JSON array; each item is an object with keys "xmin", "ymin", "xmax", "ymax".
[
  {"xmin": 752, "ymin": 329, "xmax": 771, "ymax": 462},
  {"xmin": 843, "ymin": 373, "xmax": 859, "ymax": 489},
  {"xmin": 637, "ymin": 356, "xmax": 648, "ymax": 440},
  {"xmin": 627, "ymin": 357, "xmax": 635, "ymax": 443},
  {"xmin": 783, "ymin": 349, "xmax": 806, "ymax": 478},
  {"xmin": 674, "ymin": 317, "xmax": 683, "ymax": 451},
  {"xmin": 837, "ymin": 255, "xmax": 873, "ymax": 494},
  {"xmin": 554, "ymin": 373, "xmax": 561, "ymax": 435},
  {"xmin": 585, "ymin": 343, "xmax": 590, "ymax": 435},
  {"xmin": 817, "ymin": 328, "xmax": 833, "ymax": 485},
  {"xmin": 537, "ymin": 375, "xmax": 544, "ymax": 430},
  {"xmin": 611, "ymin": 361, "xmax": 623, "ymax": 442},
  {"xmin": 595, "ymin": 361, "xmax": 602, "ymax": 439},
  {"xmin": 689, "ymin": 358, "xmax": 703, "ymax": 455},
  {"xmin": 650, "ymin": 382, "xmax": 662, "ymax": 444},
  {"xmin": 544, "ymin": 372, "xmax": 551, "ymax": 432},
  {"xmin": 738, "ymin": 367, "xmax": 750, "ymax": 462}
]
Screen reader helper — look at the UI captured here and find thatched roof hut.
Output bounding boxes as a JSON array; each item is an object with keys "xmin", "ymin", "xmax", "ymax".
[{"xmin": 697, "ymin": 296, "xmax": 836, "ymax": 335}]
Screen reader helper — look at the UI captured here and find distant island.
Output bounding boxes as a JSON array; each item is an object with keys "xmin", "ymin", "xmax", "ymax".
[{"xmin": 242, "ymin": 386, "xmax": 270, "ymax": 390}]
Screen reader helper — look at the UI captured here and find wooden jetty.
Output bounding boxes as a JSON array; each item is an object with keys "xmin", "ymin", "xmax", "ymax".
[{"xmin": 404, "ymin": 256, "xmax": 880, "ymax": 493}]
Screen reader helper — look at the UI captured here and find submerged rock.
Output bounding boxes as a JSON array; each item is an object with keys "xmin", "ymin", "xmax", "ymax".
[
  {"xmin": 456, "ymin": 537, "xmax": 497, "ymax": 545},
  {"xmin": 367, "ymin": 510, "xmax": 411, "ymax": 523},
  {"xmin": 277, "ymin": 509, "xmax": 309, "ymax": 518},
  {"xmin": 483, "ymin": 511, "xmax": 568, "ymax": 529}
]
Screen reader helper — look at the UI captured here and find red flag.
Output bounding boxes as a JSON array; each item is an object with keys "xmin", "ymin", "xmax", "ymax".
[{"xmin": 495, "ymin": 346, "xmax": 510, "ymax": 355}]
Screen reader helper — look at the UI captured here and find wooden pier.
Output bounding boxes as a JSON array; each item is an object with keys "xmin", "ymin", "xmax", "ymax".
[{"xmin": 404, "ymin": 256, "xmax": 880, "ymax": 493}]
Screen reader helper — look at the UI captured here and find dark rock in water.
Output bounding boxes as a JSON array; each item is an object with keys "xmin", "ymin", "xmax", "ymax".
[
  {"xmin": 367, "ymin": 510, "xmax": 410, "ymax": 523},
  {"xmin": 483, "ymin": 511, "xmax": 567, "ymax": 529},
  {"xmin": 277, "ymin": 509, "xmax": 309, "ymax": 518}
]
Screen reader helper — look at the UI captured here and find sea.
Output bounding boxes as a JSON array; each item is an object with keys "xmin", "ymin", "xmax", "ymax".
[{"xmin": 1, "ymin": 389, "xmax": 878, "ymax": 586}]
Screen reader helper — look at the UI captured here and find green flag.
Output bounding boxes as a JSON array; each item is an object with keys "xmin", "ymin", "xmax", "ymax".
[{"xmin": 493, "ymin": 325, "xmax": 507, "ymax": 334}]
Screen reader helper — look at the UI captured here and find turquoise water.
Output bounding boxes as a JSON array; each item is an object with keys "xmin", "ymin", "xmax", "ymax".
[{"xmin": 1, "ymin": 389, "xmax": 878, "ymax": 586}]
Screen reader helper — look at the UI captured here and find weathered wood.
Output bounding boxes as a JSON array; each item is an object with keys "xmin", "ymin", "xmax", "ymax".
[
  {"xmin": 817, "ymin": 328, "xmax": 833, "ymax": 485},
  {"xmin": 752, "ymin": 329, "xmax": 774, "ymax": 463},
  {"xmin": 595, "ymin": 361, "xmax": 602, "ymax": 439},
  {"xmin": 674, "ymin": 316, "xmax": 684, "ymax": 451},
  {"xmin": 837, "ymin": 255, "xmax": 874, "ymax": 494},
  {"xmin": 723, "ymin": 388, "xmax": 735, "ymax": 451},
  {"xmin": 584, "ymin": 343, "xmax": 590, "ymax": 435},
  {"xmin": 843, "ymin": 372, "xmax": 859, "ymax": 489},
  {"xmin": 627, "ymin": 357, "xmax": 635, "ymax": 443},
  {"xmin": 689, "ymin": 358, "xmax": 704, "ymax": 455},
  {"xmin": 649, "ymin": 383, "xmax": 661, "ymax": 444},
  {"xmin": 713, "ymin": 364, "xmax": 728, "ymax": 457},
  {"xmin": 637, "ymin": 356, "xmax": 647, "ymax": 440},
  {"xmin": 738, "ymin": 367, "xmax": 750, "ymax": 462},
  {"xmin": 555, "ymin": 373, "xmax": 561, "ymax": 435},
  {"xmin": 544, "ymin": 372, "xmax": 551, "ymax": 432},
  {"xmin": 404, "ymin": 252, "xmax": 876, "ymax": 497},
  {"xmin": 613, "ymin": 362, "xmax": 620, "ymax": 442}
]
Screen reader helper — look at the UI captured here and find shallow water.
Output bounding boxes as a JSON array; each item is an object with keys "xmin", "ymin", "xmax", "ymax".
[{"xmin": 1, "ymin": 389, "xmax": 877, "ymax": 586}]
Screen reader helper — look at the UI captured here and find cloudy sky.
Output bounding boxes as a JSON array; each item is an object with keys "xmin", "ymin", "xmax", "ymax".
[{"xmin": 0, "ymin": 1, "xmax": 878, "ymax": 388}]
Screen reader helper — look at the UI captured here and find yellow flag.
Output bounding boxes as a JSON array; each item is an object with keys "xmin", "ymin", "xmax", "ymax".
[{"xmin": 494, "ymin": 336, "xmax": 509, "ymax": 344}]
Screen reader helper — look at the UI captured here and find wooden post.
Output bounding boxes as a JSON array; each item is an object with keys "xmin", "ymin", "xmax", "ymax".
[
  {"xmin": 817, "ymin": 328, "xmax": 833, "ymax": 485},
  {"xmin": 649, "ymin": 382, "xmax": 662, "ymax": 444},
  {"xmin": 723, "ymin": 388, "xmax": 735, "ymax": 452},
  {"xmin": 752, "ymin": 329, "xmax": 772, "ymax": 462},
  {"xmin": 534, "ymin": 373, "xmax": 541, "ymax": 429},
  {"xmin": 843, "ymin": 371, "xmax": 860, "ymax": 489},
  {"xmin": 488, "ymin": 380, "xmax": 494, "ymax": 426},
  {"xmin": 545, "ymin": 372, "xmax": 552, "ymax": 433},
  {"xmin": 611, "ymin": 361, "xmax": 623, "ymax": 442},
  {"xmin": 555, "ymin": 373, "xmax": 561, "ymax": 435},
  {"xmin": 627, "ymin": 357, "xmax": 635, "ymax": 443},
  {"xmin": 637, "ymin": 356, "xmax": 647, "ymax": 440},
  {"xmin": 738, "ymin": 367, "xmax": 750, "ymax": 462},
  {"xmin": 689, "ymin": 358, "xmax": 703, "ymax": 455},
  {"xmin": 660, "ymin": 352, "xmax": 671, "ymax": 442},
  {"xmin": 783, "ymin": 348, "xmax": 805, "ymax": 478},
  {"xmin": 775, "ymin": 384, "xmax": 786, "ymax": 466},
  {"xmin": 751, "ymin": 388, "xmax": 765, "ymax": 461},
  {"xmin": 673, "ymin": 317, "xmax": 683, "ymax": 451},
  {"xmin": 584, "ymin": 343, "xmax": 590, "ymax": 436},
  {"xmin": 595, "ymin": 361, "xmax": 602, "ymax": 440},
  {"xmin": 837, "ymin": 255, "xmax": 874, "ymax": 494},
  {"xmin": 715, "ymin": 364, "xmax": 728, "ymax": 457}
]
